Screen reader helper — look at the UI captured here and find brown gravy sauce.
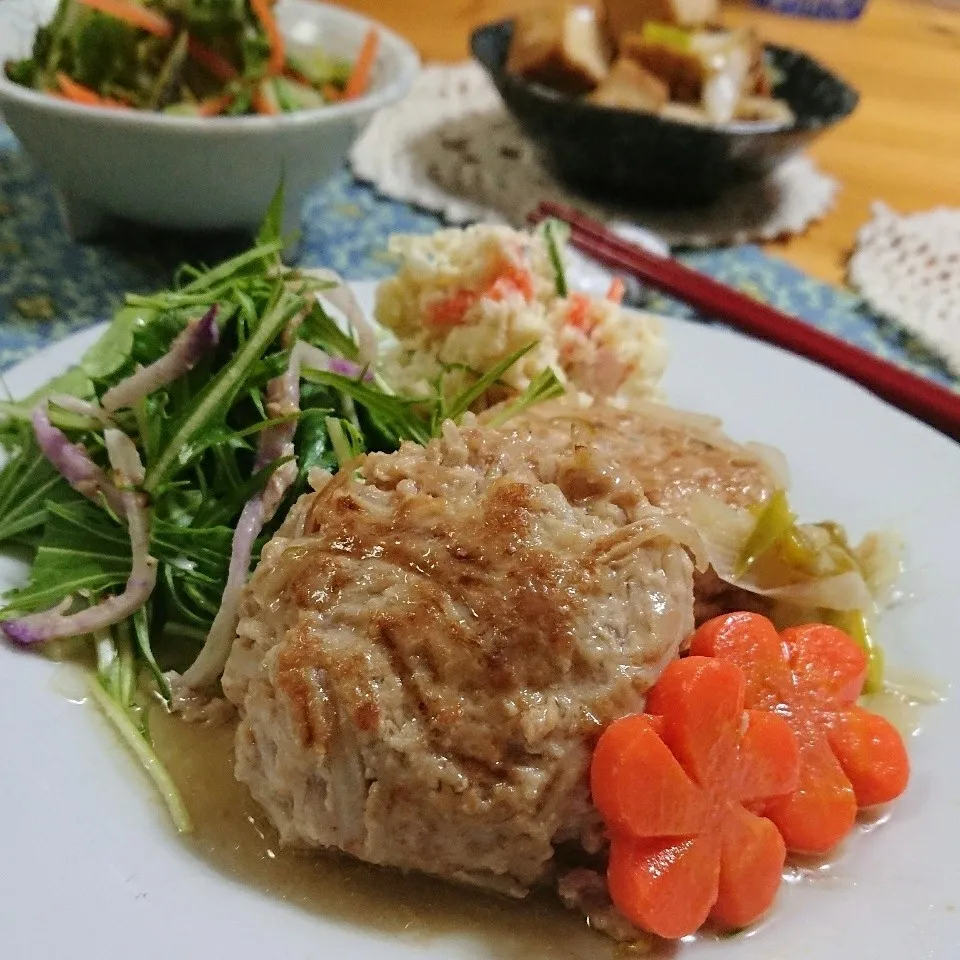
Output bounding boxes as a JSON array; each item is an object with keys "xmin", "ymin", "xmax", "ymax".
[
  {"xmin": 144, "ymin": 664, "xmax": 947, "ymax": 958},
  {"xmin": 149, "ymin": 707, "xmax": 620, "ymax": 960}
]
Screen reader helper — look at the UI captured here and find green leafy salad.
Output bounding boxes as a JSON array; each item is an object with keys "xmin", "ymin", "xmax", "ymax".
[
  {"xmin": 0, "ymin": 196, "xmax": 563, "ymax": 829},
  {"xmin": 4, "ymin": 0, "xmax": 379, "ymax": 115}
]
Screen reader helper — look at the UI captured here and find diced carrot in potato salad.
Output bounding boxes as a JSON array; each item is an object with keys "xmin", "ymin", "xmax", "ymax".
[{"xmin": 375, "ymin": 225, "xmax": 667, "ymax": 406}]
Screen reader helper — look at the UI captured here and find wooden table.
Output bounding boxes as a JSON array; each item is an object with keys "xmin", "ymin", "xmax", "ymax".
[{"xmin": 338, "ymin": 0, "xmax": 960, "ymax": 286}]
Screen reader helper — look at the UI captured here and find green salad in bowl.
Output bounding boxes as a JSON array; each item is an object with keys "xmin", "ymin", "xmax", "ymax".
[
  {"xmin": 0, "ymin": 0, "xmax": 418, "ymax": 236},
  {"xmin": 5, "ymin": 0, "xmax": 380, "ymax": 115}
]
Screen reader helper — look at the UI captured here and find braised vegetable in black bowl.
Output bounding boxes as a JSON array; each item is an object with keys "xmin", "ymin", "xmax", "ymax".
[{"xmin": 470, "ymin": 13, "xmax": 858, "ymax": 207}]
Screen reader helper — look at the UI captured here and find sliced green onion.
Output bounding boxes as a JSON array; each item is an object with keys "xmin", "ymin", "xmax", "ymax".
[
  {"xmin": 735, "ymin": 488, "xmax": 796, "ymax": 577},
  {"xmin": 541, "ymin": 218, "xmax": 569, "ymax": 297},
  {"xmin": 642, "ymin": 22, "xmax": 693, "ymax": 50},
  {"xmin": 825, "ymin": 608, "xmax": 884, "ymax": 694}
]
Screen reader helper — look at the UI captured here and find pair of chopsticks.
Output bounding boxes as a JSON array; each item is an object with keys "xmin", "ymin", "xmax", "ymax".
[{"xmin": 529, "ymin": 201, "xmax": 960, "ymax": 442}]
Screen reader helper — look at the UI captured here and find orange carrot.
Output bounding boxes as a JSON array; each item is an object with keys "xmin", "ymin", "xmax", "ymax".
[
  {"xmin": 75, "ymin": 0, "xmax": 173, "ymax": 38},
  {"xmin": 321, "ymin": 83, "xmax": 341, "ymax": 103},
  {"xmin": 607, "ymin": 832, "xmax": 720, "ymax": 942},
  {"xmin": 252, "ymin": 78, "xmax": 280, "ymax": 115},
  {"xmin": 827, "ymin": 706, "xmax": 910, "ymax": 806},
  {"xmin": 565, "ymin": 292, "xmax": 593, "ymax": 331},
  {"xmin": 196, "ymin": 91, "xmax": 235, "ymax": 117},
  {"xmin": 737, "ymin": 710, "xmax": 807, "ymax": 805},
  {"xmin": 486, "ymin": 259, "xmax": 534, "ymax": 303},
  {"xmin": 689, "ymin": 613, "xmax": 910, "ymax": 855},
  {"xmin": 426, "ymin": 260, "xmax": 533, "ymax": 326},
  {"xmin": 187, "ymin": 38, "xmax": 239, "ymax": 81},
  {"xmin": 590, "ymin": 657, "xmax": 799, "ymax": 939},
  {"xmin": 427, "ymin": 289, "xmax": 478, "ymax": 326},
  {"xmin": 343, "ymin": 27, "xmax": 379, "ymax": 100},
  {"xmin": 56, "ymin": 72, "xmax": 127, "ymax": 108},
  {"xmin": 283, "ymin": 64, "xmax": 312, "ymax": 86},
  {"xmin": 713, "ymin": 804, "xmax": 787, "ymax": 931},
  {"xmin": 606, "ymin": 276, "xmax": 625, "ymax": 303},
  {"xmin": 590, "ymin": 714, "xmax": 707, "ymax": 839},
  {"xmin": 249, "ymin": 0, "xmax": 285, "ymax": 75}
]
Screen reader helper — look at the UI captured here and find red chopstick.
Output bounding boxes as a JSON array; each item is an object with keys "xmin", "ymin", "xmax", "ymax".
[{"xmin": 530, "ymin": 201, "xmax": 960, "ymax": 441}]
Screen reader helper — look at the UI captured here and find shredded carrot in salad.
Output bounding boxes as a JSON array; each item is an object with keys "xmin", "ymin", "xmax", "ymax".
[
  {"xmin": 74, "ymin": 0, "xmax": 174, "ymax": 38},
  {"xmin": 7, "ymin": 0, "xmax": 371, "ymax": 115},
  {"xmin": 487, "ymin": 260, "xmax": 536, "ymax": 302},
  {"xmin": 56, "ymin": 72, "xmax": 127, "ymax": 108},
  {"xmin": 196, "ymin": 91, "xmax": 235, "ymax": 117},
  {"xmin": 251, "ymin": 79, "xmax": 280, "ymax": 116},
  {"xmin": 186, "ymin": 38, "xmax": 239, "ymax": 81},
  {"xmin": 321, "ymin": 83, "xmax": 342, "ymax": 103},
  {"xmin": 249, "ymin": 0, "xmax": 285, "ymax": 76},
  {"xmin": 427, "ymin": 289, "xmax": 480, "ymax": 327},
  {"xmin": 343, "ymin": 27, "xmax": 379, "ymax": 100}
]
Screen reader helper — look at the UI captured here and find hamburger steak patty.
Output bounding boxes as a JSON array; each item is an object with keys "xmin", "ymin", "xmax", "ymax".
[{"xmin": 221, "ymin": 399, "xmax": 775, "ymax": 899}]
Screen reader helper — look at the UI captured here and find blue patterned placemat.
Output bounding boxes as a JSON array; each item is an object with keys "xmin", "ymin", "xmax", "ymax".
[{"xmin": 0, "ymin": 123, "xmax": 955, "ymax": 387}]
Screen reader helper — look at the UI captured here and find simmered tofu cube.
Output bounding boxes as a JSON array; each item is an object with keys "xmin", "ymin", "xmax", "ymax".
[
  {"xmin": 588, "ymin": 56, "xmax": 669, "ymax": 111},
  {"xmin": 620, "ymin": 31, "xmax": 705, "ymax": 103},
  {"xmin": 507, "ymin": 3, "xmax": 611, "ymax": 94}
]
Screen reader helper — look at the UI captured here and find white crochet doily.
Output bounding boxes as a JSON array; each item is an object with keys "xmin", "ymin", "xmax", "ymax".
[
  {"xmin": 848, "ymin": 203, "xmax": 960, "ymax": 375},
  {"xmin": 350, "ymin": 62, "xmax": 839, "ymax": 249}
]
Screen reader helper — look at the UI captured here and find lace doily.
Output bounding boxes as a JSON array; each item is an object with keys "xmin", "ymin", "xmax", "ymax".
[
  {"xmin": 350, "ymin": 62, "xmax": 839, "ymax": 249},
  {"xmin": 848, "ymin": 203, "xmax": 960, "ymax": 375}
]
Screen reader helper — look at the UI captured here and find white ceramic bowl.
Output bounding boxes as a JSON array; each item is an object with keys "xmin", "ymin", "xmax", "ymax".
[{"xmin": 0, "ymin": 0, "xmax": 418, "ymax": 238}]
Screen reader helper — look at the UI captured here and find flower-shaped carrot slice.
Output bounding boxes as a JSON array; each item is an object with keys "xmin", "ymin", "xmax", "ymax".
[
  {"xmin": 590, "ymin": 656, "xmax": 799, "ymax": 939},
  {"xmin": 689, "ymin": 612, "xmax": 910, "ymax": 855}
]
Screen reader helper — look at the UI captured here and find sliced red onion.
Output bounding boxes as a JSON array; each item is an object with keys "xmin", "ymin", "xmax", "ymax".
[
  {"xmin": 31, "ymin": 405, "xmax": 126, "ymax": 515},
  {"xmin": 260, "ymin": 434, "xmax": 298, "ymax": 524},
  {"xmin": 260, "ymin": 339, "xmax": 374, "ymax": 487},
  {"xmin": 102, "ymin": 306, "xmax": 219, "ymax": 413},
  {"xmin": 289, "ymin": 340, "xmax": 332, "ymax": 377},
  {"xmin": 300, "ymin": 268, "xmax": 378, "ymax": 367},
  {"xmin": 327, "ymin": 355, "xmax": 374, "ymax": 381},
  {"xmin": 47, "ymin": 394, "xmax": 113, "ymax": 426},
  {"xmin": 291, "ymin": 341, "xmax": 370, "ymax": 382},
  {"xmin": 104, "ymin": 428, "xmax": 147, "ymax": 486},
  {"xmin": 255, "ymin": 341, "xmax": 306, "ymax": 514},
  {"xmin": 2, "ymin": 431, "xmax": 156, "ymax": 646},
  {"xmin": 181, "ymin": 340, "xmax": 314, "ymax": 688},
  {"xmin": 179, "ymin": 495, "xmax": 264, "ymax": 689},
  {"xmin": 180, "ymin": 330, "xmax": 372, "ymax": 689}
]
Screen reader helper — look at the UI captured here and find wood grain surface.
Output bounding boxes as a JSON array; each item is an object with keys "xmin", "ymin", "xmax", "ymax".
[{"xmin": 336, "ymin": 0, "xmax": 960, "ymax": 285}]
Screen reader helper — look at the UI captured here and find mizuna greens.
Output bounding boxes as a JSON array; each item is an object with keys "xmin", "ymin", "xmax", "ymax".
[{"xmin": 0, "ymin": 197, "xmax": 563, "ymax": 829}]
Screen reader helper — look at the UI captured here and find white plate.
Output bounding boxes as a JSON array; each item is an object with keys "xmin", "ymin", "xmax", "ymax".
[{"xmin": 2, "ymin": 284, "xmax": 960, "ymax": 959}]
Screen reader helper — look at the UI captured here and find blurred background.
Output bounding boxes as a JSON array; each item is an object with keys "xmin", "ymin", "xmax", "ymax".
[
  {"xmin": 1, "ymin": 0, "xmax": 958, "ymax": 395},
  {"xmin": 333, "ymin": 0, "xmax": 960, "ymax": 284}
]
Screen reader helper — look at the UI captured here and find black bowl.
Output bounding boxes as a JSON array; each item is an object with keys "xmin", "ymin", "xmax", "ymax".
[{"xmin": 470, "ymin": 20, "xmax": 859, "ymax": 207}]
